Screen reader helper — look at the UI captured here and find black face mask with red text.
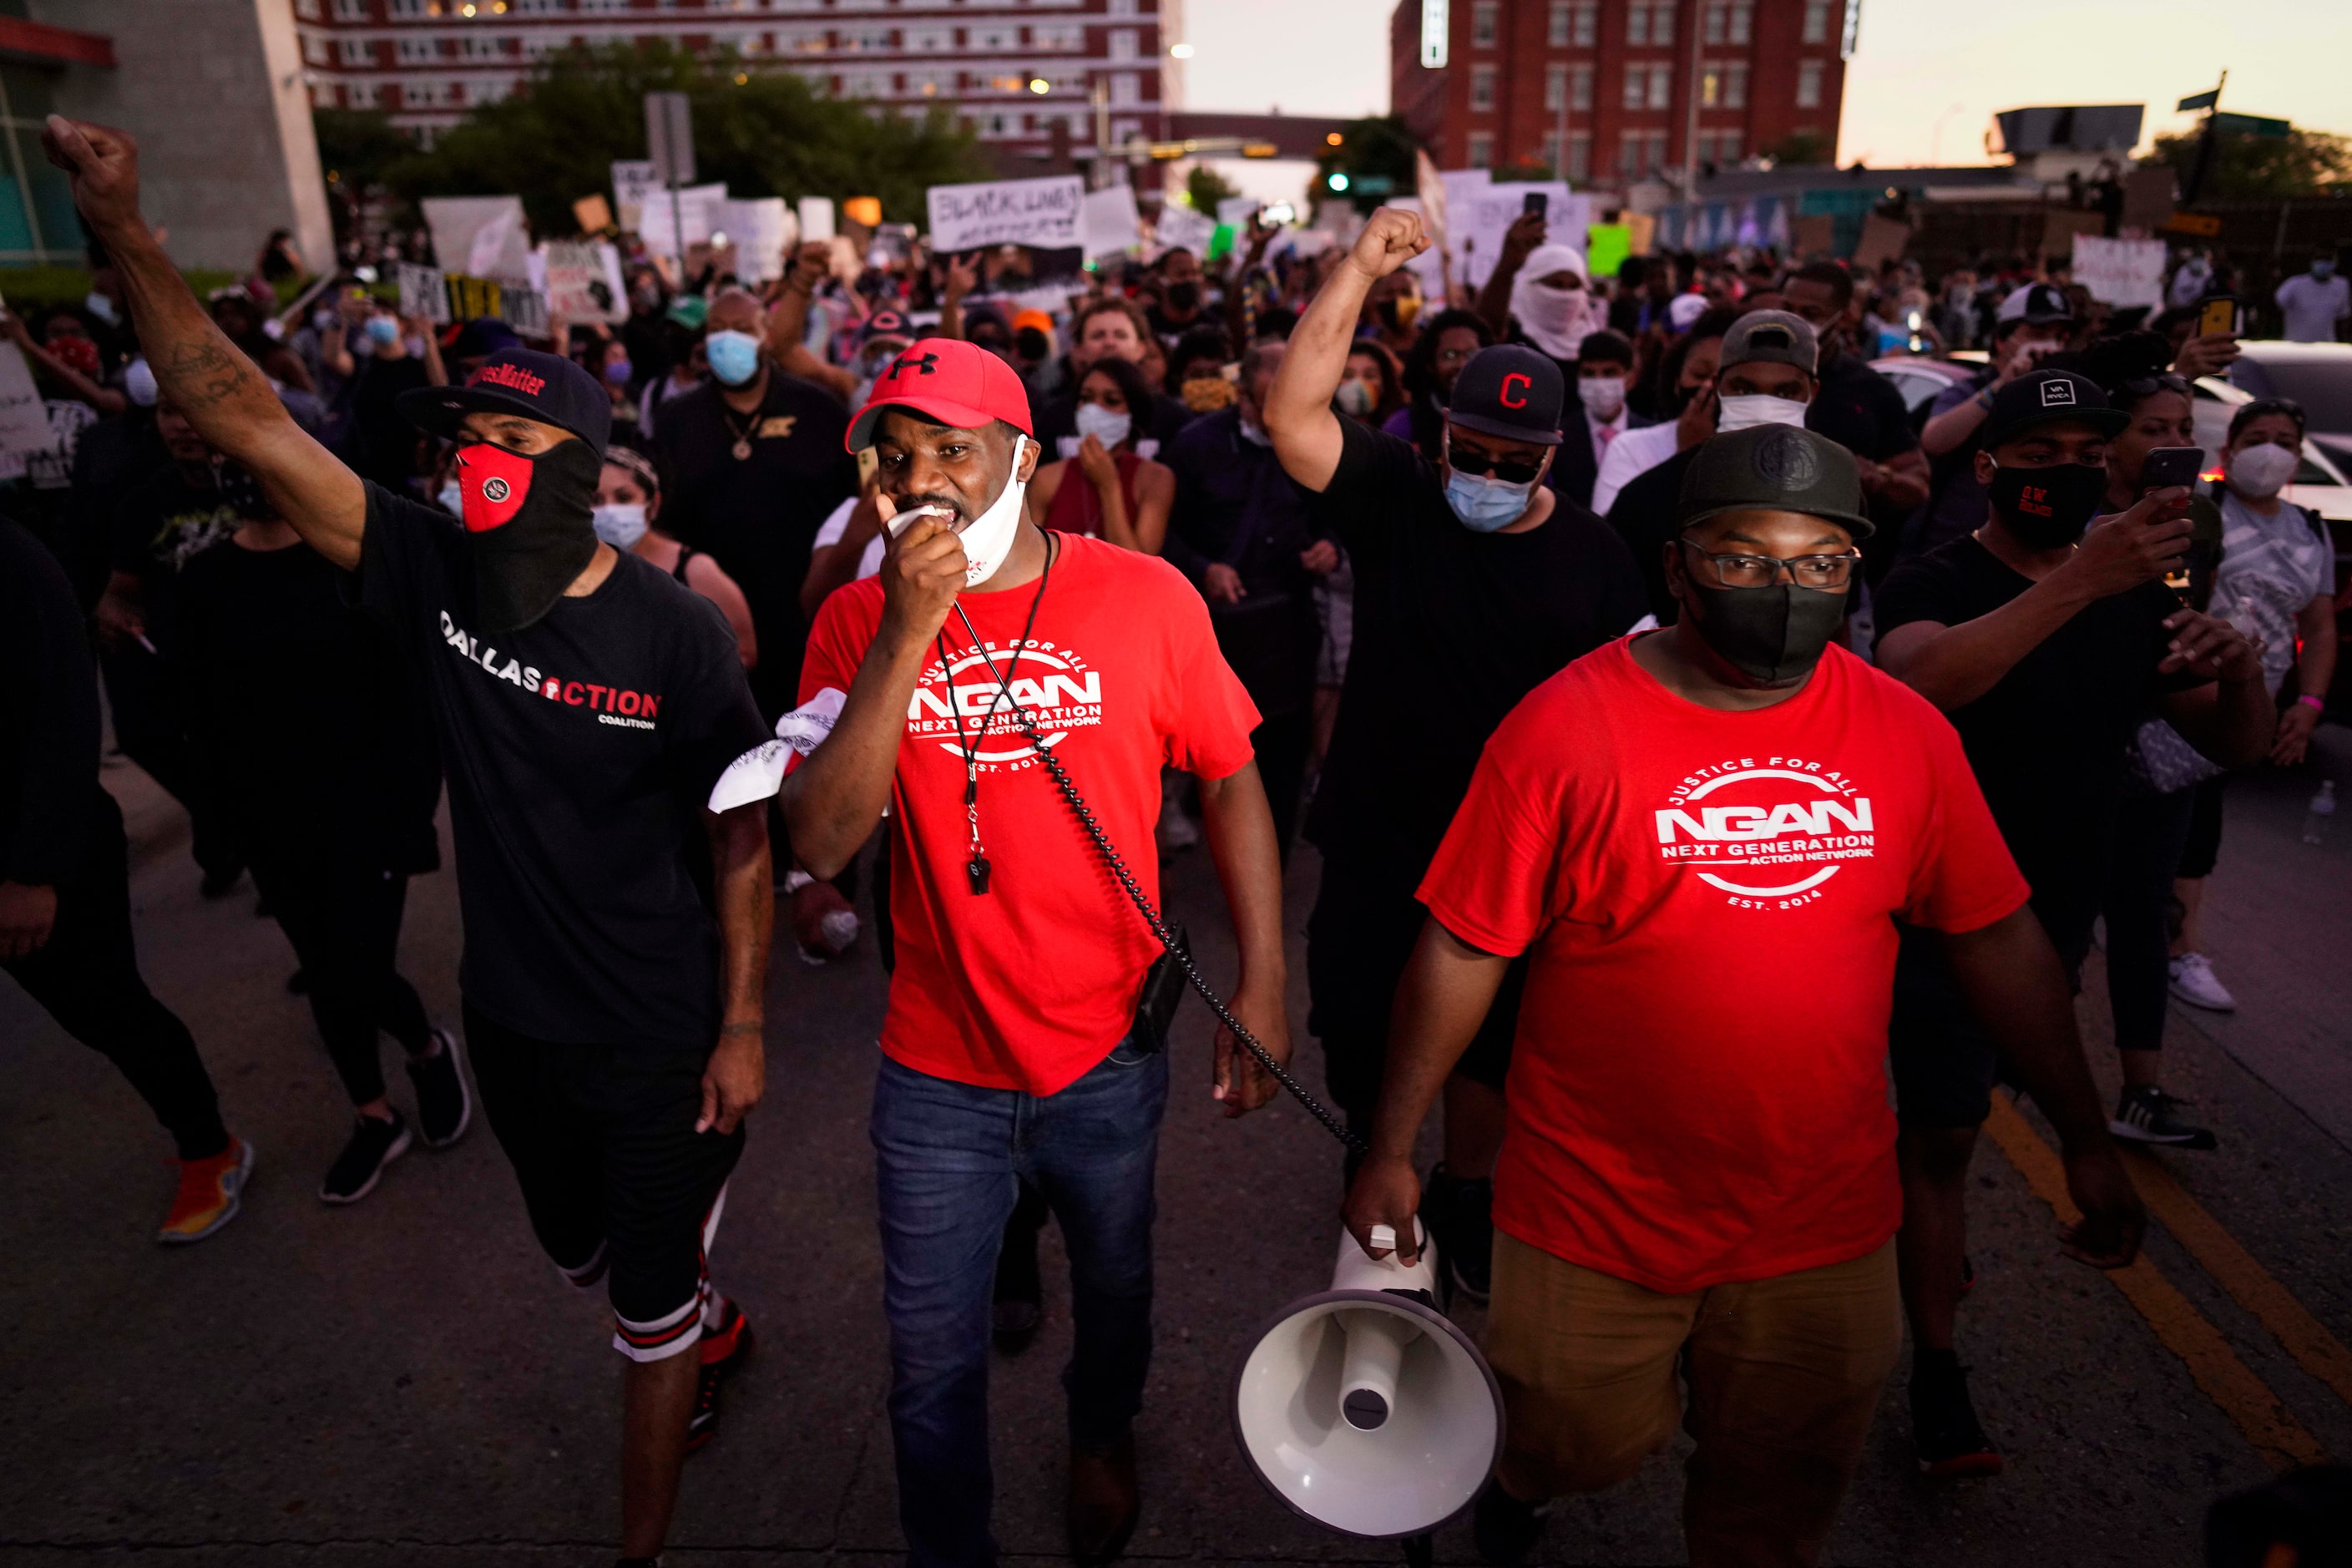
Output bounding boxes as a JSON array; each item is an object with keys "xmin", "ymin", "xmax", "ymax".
[{"xmin": 454, "ymin": 438, "xmax": 601, "ymax": 632}]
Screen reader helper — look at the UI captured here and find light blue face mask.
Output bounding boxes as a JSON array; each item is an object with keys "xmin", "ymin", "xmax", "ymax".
[
  {"xmin": 365, "ymin": 316, "xmax": 401, "ymax": 346},
  {"xmin": 705, "ymin": 329, "xmax": 762, "ymax": 387},
  {"xmin": 1443, "ymin": 469, "xmax": 1535, "ymax": 532}
]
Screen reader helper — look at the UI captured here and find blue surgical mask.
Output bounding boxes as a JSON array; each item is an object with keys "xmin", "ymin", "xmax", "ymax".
[
  {"xmin": 2314, "ymin": 260, "xmax": 2338, "ymax": 281},
  {"xmin": 1444, "ymin": 469, "xmax": 1535, "ymax": 531},
  {"xmin": 365, "ymin": 316, "xmax": 401, "ymax": 346},
  {"xmin": 705, "ymin": 329, "xmax": 762, "ymax": 387},
  {"xmin": 438, "ymin": 480, "xmax": 464, "ymax": 517}
]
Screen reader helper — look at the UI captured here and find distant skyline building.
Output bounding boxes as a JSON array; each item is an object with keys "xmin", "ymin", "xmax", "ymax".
[
  {"xmin": 1391, "ymin": 0, "xmax": 1854, "ymax": 195},
  {"xmin": 290, "ymin": 0, "xmax": 1178, "ymax": 165}
]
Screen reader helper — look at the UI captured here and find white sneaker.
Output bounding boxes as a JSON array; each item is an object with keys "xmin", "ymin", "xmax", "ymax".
[{"xmin": 2168, "ymin": 952, "xmax": 2237, "ymax": 1012}]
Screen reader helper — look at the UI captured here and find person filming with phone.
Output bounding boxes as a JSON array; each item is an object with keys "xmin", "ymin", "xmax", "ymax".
[
  {"xmin": 1870, "ymin": 365, "xmax": 2273, "ymax": 1476},
  {"xmin": 776, "ymin": 337, "xmax": 1288, "ymax": 1568}
]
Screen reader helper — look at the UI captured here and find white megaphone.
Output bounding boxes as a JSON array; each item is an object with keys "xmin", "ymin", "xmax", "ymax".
[{"xmin": 1231, "ymin": 1220, "xmax": 1504, "ymax": 1541}]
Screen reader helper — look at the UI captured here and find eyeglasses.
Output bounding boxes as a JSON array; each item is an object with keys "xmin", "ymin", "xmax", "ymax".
[
  {"xmin": 1678, "ymin": 539, "xmax": 1859, "ymax": 589},
  {"xmin": 2117, "ymin": 371, "xmax": 2191, "ymax": 399},
  {"xmin": 1446, "ymin": 446, "xmax": 1546, "ymax": 485}
]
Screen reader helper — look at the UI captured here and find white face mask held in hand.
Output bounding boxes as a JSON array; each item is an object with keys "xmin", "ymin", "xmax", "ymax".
[
  {"xmin": 1715, "ymin": 393, "xmax": 1810, "ymax": 434},
  {"xmin": 890, "ymin": 435, "xmax": 1034, "ymax": 587},
  {"xmin": 2224, "ymin": 442, "xmax": 2299, "ymax": 501},
  {"xmin": 1073, "ymin": 401, "xmax": 1132, "ymax": 448}
]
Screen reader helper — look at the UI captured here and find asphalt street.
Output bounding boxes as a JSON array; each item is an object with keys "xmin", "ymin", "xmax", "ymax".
[{"xmin": 3, "ymin": 729, "xmax": 2349, "ymax": 1567}]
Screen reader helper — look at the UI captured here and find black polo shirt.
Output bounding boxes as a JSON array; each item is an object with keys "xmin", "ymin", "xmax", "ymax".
[{"xmin": 656, "ymin": 372, "xmax": 857, "ymax": 717}]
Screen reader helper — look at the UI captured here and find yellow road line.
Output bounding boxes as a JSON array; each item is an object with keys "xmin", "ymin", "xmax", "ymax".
[
  {"xmin": 2120, "ymin": 1146, "xmax": 2352, "ymax": 1414},
  {"xmin": 1981, "ymin": 1094, "xmax": 2329, "ymax": 1472}
]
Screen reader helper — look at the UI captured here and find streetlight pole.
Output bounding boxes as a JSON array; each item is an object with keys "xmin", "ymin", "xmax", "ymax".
[{"xmin": 1680, "ymin": 0, "xmax": 1703, "ymax": 201}]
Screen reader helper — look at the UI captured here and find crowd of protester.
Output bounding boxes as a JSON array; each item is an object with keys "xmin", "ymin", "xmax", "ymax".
[{"xmin": 3, "ymin": 112, "xmax": 2347, "ymax": 1568}]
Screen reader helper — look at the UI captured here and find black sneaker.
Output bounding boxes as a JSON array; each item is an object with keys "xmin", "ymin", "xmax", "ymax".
[
  {"xmin": 993, "ymin": 1186, "xmax": 1047, "ymax": 1353},
  {"xmin": 2109, "ymin": 1085, "xmax": 2217, "ymax": 1151},
  {"xmin": 320, "ymin": 1111, "xmax": 412, "ymax": 1205},
  {"xmin": 1910, "ymin": 1352, "xmax": 2003, "ymax": 1478},
  {"xmin": 1422, "ymin": 1164, "xmax": 1495, "ymax": 1307},
  {"xmin": 687, "ymin": 1299, "xmax": 755, "ymax": 1454},
  {"xmin": 406, "ymin": 1028, "xmax": 472, "ymax": 1149},
  {"xmin": 1472, "ymin": 1478, "xmax": 1546, "ymax": 1565}
]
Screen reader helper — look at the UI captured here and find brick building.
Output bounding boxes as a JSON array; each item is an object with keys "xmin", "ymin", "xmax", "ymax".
[
  {"xmin": 290, "ymin": 0, "xmax": 1176, "ymax": 160},
  {"xmin": 1392, "ymin": 0, "xmax": 1852, "ymax": 195}
]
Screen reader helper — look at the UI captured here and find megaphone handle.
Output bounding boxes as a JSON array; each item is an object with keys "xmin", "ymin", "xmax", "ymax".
[{"xmin": 960, "ymin": 602, "xmax": 1366, "ymax": 1156}]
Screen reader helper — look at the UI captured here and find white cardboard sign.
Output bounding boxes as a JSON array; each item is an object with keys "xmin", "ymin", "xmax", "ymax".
[{"xmin": 927, "ymin": 175, "xmax": 1085, "ymax": 253}]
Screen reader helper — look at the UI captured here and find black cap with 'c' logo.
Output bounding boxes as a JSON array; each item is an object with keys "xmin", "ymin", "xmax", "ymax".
[{"xmin": 1444, "ymin": 344, "xmax": 1565, "ymax": 448}]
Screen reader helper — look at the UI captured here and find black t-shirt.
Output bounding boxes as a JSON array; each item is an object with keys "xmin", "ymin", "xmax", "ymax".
[
  {"xmin": 1604, "ymin": 444, "xmax": 1700, "ymax": 624},
  {"xmin": 357, "ymin": 482, "xmax": 770, "ymax": 1046},
  {"xmin": 0, "ymin": 517, "xmax": 100, "ymax": 887},
  {"xmin": 347, "ymin": 354, "xmax": 431, "ymax": 493},
  {"xmin": 1874, "ymin": 534, "xmax": 2206, "ymax": 942},
  {"xmin": 109, "ymin": 462, "xmax": 250, "ymax": 654},
  {"xmin": 1806, "ymin": 352, "xmax": 1920, "ymax": 463},
  {"xmin": 655, "ymin": 375, "xmax": 857, "ymax": 718},
  {"xmin": 1307, "ymin": 417, "xmax": 1648, "ymax": 873},
  {"xmin": 178, "ymin": 538, "xmax": 441, "ymax": 873}
]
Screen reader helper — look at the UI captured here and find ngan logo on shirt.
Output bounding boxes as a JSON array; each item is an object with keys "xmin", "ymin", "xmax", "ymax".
[
  {"xmin": 1653, "ymin": 757, "xmax": 1876, "ymax": 908},
  {"xmin": 438, "ymin": 610, "xmax": 663, "ymax": 731},
  {"xmin": 905, "ymin": 640, "xmax": 1104, "ymax": 767}
]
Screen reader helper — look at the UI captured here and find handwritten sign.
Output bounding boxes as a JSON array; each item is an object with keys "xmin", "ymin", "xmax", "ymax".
[
  {"xmin": 1154, "ymin": 204, "xmax": 1214, "ymax": 256},
  {"xmin": 927, "ymin": 175, "xmax": 1085, "ymax": 253},
  {"xmin": 1082, "ymin": 184, "xmax": 1141, "ymax": 259},
  {"xmin": 0, "ymin": 343, "xmax": 58, "ymax": 457},
  {"xmin": 610, "ymin": 160, "xmax": 661, "ymax": 232},
  {"xmin": 540, "ymin": 241, "xmax": 625, "ymax": 323},
  {"xmin": 397, "ymin": 262, "xmax": 449, "ymax": 324},
  {"xmin": 422, "ymin": 195, "xmax": 531, "ymax": 280},
  {"xmin": 2072, "ymin": 235, "xmax": 2167, "ymax": 311}
]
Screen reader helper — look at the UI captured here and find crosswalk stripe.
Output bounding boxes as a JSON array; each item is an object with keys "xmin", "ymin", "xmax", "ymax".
[{"xmin": 1982, "ymin": 1093, "xmax": 2329, "ymax": 1473}]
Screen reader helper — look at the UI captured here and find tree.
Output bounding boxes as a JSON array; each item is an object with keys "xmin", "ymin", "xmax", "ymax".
[
  {"xmin": 2149, "ymin": 125, "xmax": 2352, "ymax": 201},
  {"xmin": 313, "ymin": 107, "xmax": 421, "ymax": 245},
  {"xmin": 1313, "ymin": 115, "xmax": 1420, "ymax": 215},
  {"xmin": 383, "ymin": 40, "xmax": 989, "ymax": 239},
  {"xmin": 1758, "ymin": 130, "xmax": 1832, "ymax": 168},
  {"xmin": 1184, "ymin": 163, "xmax": 1241, "ymax": 214}
]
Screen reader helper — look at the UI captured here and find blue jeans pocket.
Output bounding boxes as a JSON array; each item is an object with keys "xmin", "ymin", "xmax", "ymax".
[{"xmin": 1104, "ymin": 1031, "xmax": 1156, "ymax": 1069}]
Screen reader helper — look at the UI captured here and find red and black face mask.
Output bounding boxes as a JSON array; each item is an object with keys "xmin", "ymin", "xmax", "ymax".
[{"xmin": 453, "ymin": 437, "xmax": 601, "ymax": 632}]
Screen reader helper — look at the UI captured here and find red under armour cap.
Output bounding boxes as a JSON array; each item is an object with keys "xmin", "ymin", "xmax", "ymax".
[{"xmin": 847, "ymin": 336, "xmax": 1034, "ymax": 452}]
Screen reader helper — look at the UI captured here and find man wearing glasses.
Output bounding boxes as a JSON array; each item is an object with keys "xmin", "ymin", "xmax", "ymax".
[
  {"xmin": 1343, "ymin": 423, "xmax": 2145, "ymax": 1566},
  {"xmin": 1263, "ymin": 208, "xmax": 1646, "ymax": 1305}
]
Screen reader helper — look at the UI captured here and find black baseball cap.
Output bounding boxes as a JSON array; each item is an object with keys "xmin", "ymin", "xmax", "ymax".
[
  {"xmin": 1677, "ymin": 425, "xmax": 1874, "ymax": 538},
  {"xmin": 1445, "ymin": 344, "xmax": 1565, "ymax": 447},
  {"xmin": 1979, "ymin": 368, "xmax": 2128, "ymax": 451},
  {"xmin": 1996, "ymin": 282, "xmax": 2074, "ymax": 327},
  {"xmin": 397, "ymin": 347, "xmax": 612, "ymax": 457}
]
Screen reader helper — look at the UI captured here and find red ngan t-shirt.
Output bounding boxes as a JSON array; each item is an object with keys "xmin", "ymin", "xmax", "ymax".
[
  {"xmin": 799, "ymin": 534, "xmax": 1261, "ymax": 1094},
  {"xmin": 1419, "ymin": 637, "xmax": 2028, "ymax": 1294}
]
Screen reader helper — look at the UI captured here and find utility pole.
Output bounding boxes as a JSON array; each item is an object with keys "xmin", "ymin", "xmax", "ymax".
[
  {"xmin": 2182, "ymin": 70, "xmax": 2228, "ymax": 208},
  {"xmin": 1680, "ymin": 0, "xmax": 1704, "ymax": 202}
]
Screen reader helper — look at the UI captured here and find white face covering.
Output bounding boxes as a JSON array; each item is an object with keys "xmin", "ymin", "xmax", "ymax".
[
  {"xmin": 1577, "ymin": 377, "xmax": 1627, "ymax": 421},
  {"xmin": 933, "ymin": 434, "xmax": 1031, "ymax": 587},
  {"xmin": 2225, "ymin": 441, "xmax": 2299, "ymax": 500},
  {"xmin": 592, "ymin": 503, "xmax": 650, "ymax": 549},
  {"xmin": 1716, "ymin": 393, "xmax": 1810, "ymax": 434},
  {"xmin": 1510, "ymin": 244, "xmax": 1595, "ymax": 359},
  {"xmin": 1074, "ymin": 401, "xmax": 1132, "ymax": 448}
]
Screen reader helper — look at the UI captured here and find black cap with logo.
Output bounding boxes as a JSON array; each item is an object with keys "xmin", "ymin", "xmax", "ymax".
[
  {"xmin": 396, "ymin": 347, "xmax": 612, "ymax": 457},
  {"xmin": 1677, "ymin": 424, "xmax": 1875, "ymax": 538},
  {"xmin": 1978, "ymin": 368, "xmax": 2129, "ymax": 451},
  {"xmin": 1444, "ymin": 343, "xmax": 1565, "ymax": 447}
]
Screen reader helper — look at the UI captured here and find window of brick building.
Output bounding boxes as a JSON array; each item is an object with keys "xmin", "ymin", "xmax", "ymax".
[
  {"xmin": 1470, "ymin": 63, "xmax": 1497, "ymax": 109},
  {"xmin": 1802, "ymin": 0, "xmax": 1829, "ymax": 43},
  {"xmin": 1471, "ymin": 0, "xmax": 1498, "ymax": 46},
  {"xmin": 1796, "ymin": 58, "xmax": 1823, "ymax": 107},
  {"xmin": 1467, "ymin": 131, "xmax": 1495, "ymax": 167}
]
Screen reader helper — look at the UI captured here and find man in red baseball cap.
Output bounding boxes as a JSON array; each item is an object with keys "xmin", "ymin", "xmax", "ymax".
[{"xmin": 778, "ymin": 337, "xmax": 1292, "ymax": 1565}]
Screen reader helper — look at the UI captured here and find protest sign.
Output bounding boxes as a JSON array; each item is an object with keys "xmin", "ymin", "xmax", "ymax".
[
  {"xmin": 1082, "ymin": 183, "xmax": 1141, "ymax": 259},
  {"xmin": 397, "ymin": 261, "xmax": 450, "ymax": 324},
  {"xmin": 635, "ymin": 182, "xmax": 727, "ymax": 257},
  {"xmin": 542, "ymin": 241, "xmax": 627, "ymax": 323},
  {"xmin": 422, "ymin": 195, "xmax": 532, "ymax": 280},
  {"xmin": 927, "ymin": 175, "xmax": 1085, "ymax": 253},
  {"xmin": 2071, "ymin": 235, "xmax": 2167, "ymax": 310},
  {"xmin": 1452, "ymin": 185, "xmax": 1586, "ymax": 291},
  {"xmin": 1216, "ymin": 195, "xmax": 1261, "ymax": 230},
  {"xmin": 0, "ymin": 342, "xmax": 53, "ymax": 457},
  {"xmin": 1851, "ymin": 212, "xmax": 1911, "ymax": 271},
  {"xmin": 572, "ymin": 194, "xmax": 614, "ymax": 235},
  {"xmin": 798, "ymin": 196, "xmax": 836, "ymax": 243},
  {"xmin": 1154, "ymin": 204, "xmax": 1214, "ymax": 256},
  {"xmin": 711, "ymin": 197, "xmax": 796, "ymax": 281},
  {"xmin": 610, "ymin": 160, "xmax": 661, "ymax": 230},
  {"xmin": 1586, "ymin": 224, "xmax": 1631, "ymax": 279}
]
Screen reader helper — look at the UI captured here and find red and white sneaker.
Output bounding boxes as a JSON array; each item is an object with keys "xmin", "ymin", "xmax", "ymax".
[
  {"xmin": 159, "ymin": 1136, "xmax": 255, "ymax": 1244},
  {"xmin": 687, "ymin": 1299, "xmax": 755, "ymax": 1454}
]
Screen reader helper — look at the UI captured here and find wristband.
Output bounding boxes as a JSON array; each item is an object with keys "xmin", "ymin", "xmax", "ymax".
[
  {"xmin": 2298, "ymin": 694, "xmax": 2325, "ymax": 712},
  {"xmin": 1975, "ymin": 387, "xmax": 1995, "ymax": 412}
]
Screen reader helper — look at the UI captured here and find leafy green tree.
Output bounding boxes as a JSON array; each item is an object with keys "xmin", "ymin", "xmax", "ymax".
[
  {"xmin": 382, "ymin": 40, "xmax": 989, "ymax": 237},
  {"xmin": 1313, "ymin": 115, "xmax": 1419, "ymax": 215},
  {"xmin": 313, "ymin": 107, "xmax": 421, "ymax": 244},
  {"xmin": 1758, "ymin": 130, "xmax": 1832, "ymax": 168},
  {"xmin": 2148, "ymin": 125, "xmax": 2352, "ymax": 201},
  {"xmin": 1184, "ymin": 163, "xmax": 1241, "ymax": 213}
]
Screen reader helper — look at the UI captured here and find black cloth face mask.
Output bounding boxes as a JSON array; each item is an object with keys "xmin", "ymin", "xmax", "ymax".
[
  {"xmin": 454, "ymin": 437, "xmax": 602, "ymax": 633},
  {"xmin": 1986, "ymin": 459, "xmax": 2107, "ymax": 549},
  {"xmin": 1682, "ymin": 577, "xmax": 1849, "ymax": 685},
  {"xmin": 1165, "ymin": 281, "xmax": 1201, "ymax": 311}
]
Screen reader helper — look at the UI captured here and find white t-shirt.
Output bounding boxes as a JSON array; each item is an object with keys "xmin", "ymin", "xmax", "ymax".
[
  {"xmin": 2216, "ymin": 488, "xmax": 2334, "ymax": 693},
  {"xmin": 1591, "ymin": 420, "xmax": 1682, "ymax": 516},
  {"xmin": 2274, "ymin": 273, "xmax": 2349, "ymax": 343},
  {"xmin": 812, "ymin": 495, "xmax": 884, "ymax": 581}
]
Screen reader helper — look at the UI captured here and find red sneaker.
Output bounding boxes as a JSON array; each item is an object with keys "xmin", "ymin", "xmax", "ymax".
[
  {"xmin": 687, "ymin": 1299, "xmax": 755, "ymax": 1454},
  {"xmin": 159, "ymin": 1136, "xmax": 255, "ymax": 1244}
]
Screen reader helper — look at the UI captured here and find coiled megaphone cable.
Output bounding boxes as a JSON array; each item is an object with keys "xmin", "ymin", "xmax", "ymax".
[{"xmin": 953, "ymin": 595, "xmax": 1367, "ymax": 1156}]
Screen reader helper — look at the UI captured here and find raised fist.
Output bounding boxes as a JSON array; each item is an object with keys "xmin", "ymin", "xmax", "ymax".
[
  {"xmin": 1348, "ymin": 206, "xmax": 1431, "ymax": 282},
  {"xmin": 41, "ymin": 116, "xmax": 142, "ymax": 240}
]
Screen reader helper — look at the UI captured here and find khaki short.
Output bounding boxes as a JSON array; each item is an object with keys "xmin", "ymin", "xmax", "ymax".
[{"xmin": 1487, "ymin": 1232, "xmax": 1902, "ymax": 1568}]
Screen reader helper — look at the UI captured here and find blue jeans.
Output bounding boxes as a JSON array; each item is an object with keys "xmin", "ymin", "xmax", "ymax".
[{"xmin": 871, "ymin": 1039, "xmax": 1170, "ymax": 1568}]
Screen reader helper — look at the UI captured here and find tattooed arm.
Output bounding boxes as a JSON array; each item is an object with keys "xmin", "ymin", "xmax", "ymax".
[{"xmin": 44, "ymin": 116, "xmax": 365, "ymax": 569}]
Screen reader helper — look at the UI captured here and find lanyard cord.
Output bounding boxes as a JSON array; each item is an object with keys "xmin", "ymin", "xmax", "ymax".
[
  {"xmin": 948, "ymin": 539, "xmax": 1363, "ymax": 1155},
  {"xmin": 936, "ymin": 534, "xmax": 1055, "ymax": 875}
]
